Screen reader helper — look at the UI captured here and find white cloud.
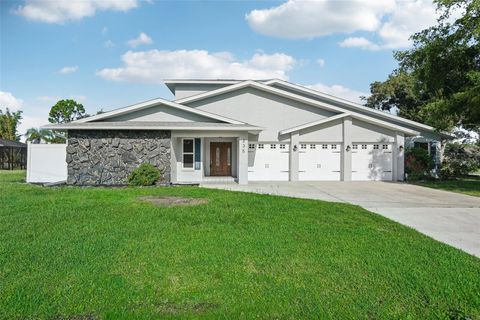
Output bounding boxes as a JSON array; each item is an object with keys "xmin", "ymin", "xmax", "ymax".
[
  {"xmin": 14, "ymin": 0, "xmax": 138, "ymax": 24},
  {"xmin": 247, "ymin": 0, "xmax": 445, "ymax": 50},
  {"xmin": 102, "ymin": 26, "xmax": 108, "ymax": 35},
  {"xmin": 127, "ymin": 32, "xmax": 153, "ymax": 48},
  {"xmin": 339, "ymin": 37, "xmax": 380, "ymax": 51},
  {"xmin": 0, "ymin": 91, "xmax": 24, "ymax": 111},
  {"xmin": 307, "ymin": 83, "xmax": 368, "ymax": 104},
  {"xmin": 317, "ymin": 58, "xmax": 325, "ymax": 67},
  {"xmin": 97, "ymin": 50, "xmax": 296, "ymax": 83},
  {"xmin": 58, "ymin": 66, "xmax": 78, "ymax": 74},
  {"xmin": 246, "ymin": 0, "xmax": 395, "ymax": 39},
  {"xmin": 104, "ymin": 40, "xmax": 115, "ymax": 48},
  {"xmin": 18, "ymin": 115, "xmax": 48, "ymax": 138}
]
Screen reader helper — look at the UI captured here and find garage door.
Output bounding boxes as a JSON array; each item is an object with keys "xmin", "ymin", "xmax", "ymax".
[
  {"xmin": 248, "ymin": 143, "xmax": 289, "ymax": 181},
  {"xmin": 352, "ymin": 143, "xmax": 392, "ymax": 181},
  {"xmin": 299, "ymin": 143, "xmax": 341, "ymax": 181}
]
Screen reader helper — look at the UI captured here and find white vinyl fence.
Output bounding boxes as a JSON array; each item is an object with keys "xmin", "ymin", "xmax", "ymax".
[{"xmin": 26, "ymin": 143, "xmax": 67, "ymax": 183}]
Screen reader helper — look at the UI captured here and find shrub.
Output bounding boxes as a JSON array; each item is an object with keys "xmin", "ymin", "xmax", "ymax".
[
  {"xmin": 128, "ymin": 163, "xmax": 161, "ymax": 186},
  {"xmin": 439, "ymin": 143, "xmax": 480, "ymax": 179},
  {"xmin": 405, "ymin": 147, "xmax": 434, "ymax": 181}
]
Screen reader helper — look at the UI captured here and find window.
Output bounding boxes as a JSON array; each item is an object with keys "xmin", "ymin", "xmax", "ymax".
[
  {"xmin": 300, "ymin": 144, "xmax": 307, "ymax": 149},
  {"xmin": 382, "ymin": 144, "xmax": 388, "ymax": 150},
  {"xmin": 279, "ymin": 144, "xmax": 286, "ymax": 149},
  {"xmin": 215, "ymin": 147, "xmax": 220, "ymax": 166},
  {"xmin": 310, "ymin": 144, "xmax": 316, "ymax": 149},
  {"xmin": 258, "ymin": 144, "xmax": 264, "ymax": 149},
  {"xmin": 270, "ymin": 144, "xmax": 276, "ymax": 149},
  {"xmin": 414, "ymin": 141, "xmax": 429, "ymax": 151},
  {"xmin": 227, "ymin": 147, "xmax": 231, "ymax": 166},
  {"xmin": 322, "ymin": 144, "xmax": 328, "ymax": 149},
  {"xmin": 373, "ymin": 144, "xmax": 379, "ymax": 149},
  {"xmin": 249, "ymin": 143, "xmax": 255, "ymax": 149},
  {"xmin": 331, "ymin": 144, "xmax": 337, "ymax": 149},
  {"xmin": 353, "ymin": 144, "xmax": 358, "ymax": 150},
  {"xmin": 182, "ymin": 139, "xmax": 194, "ymax": 169},
  {"xmin": 361, "ymin": 144, "xmax": 367, "ymax": 149}
]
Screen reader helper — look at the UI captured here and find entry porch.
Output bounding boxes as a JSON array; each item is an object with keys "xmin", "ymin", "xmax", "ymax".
[{"xmin": 170, "ymin": 130, "xmax": 250, "ymax": 184}]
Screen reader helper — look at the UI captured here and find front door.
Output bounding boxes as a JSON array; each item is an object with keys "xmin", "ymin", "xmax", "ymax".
[{"xmin": 210, "ymin": 142, "xmax": 232, "ymax": 176}]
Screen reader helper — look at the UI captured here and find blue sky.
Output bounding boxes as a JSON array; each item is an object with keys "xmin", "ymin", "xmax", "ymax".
[{"xmin": 0, "ymin": 0, "xmax": 441, "ymax": 136}]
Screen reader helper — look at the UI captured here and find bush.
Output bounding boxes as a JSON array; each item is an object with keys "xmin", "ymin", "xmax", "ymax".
[
  {"xmin": 128, "ymin": 163, "xmax": 161, "ymax": 186},
  {"xmin": 405, "ymin": 147, "xmax": 434, "ymax": 181},
  {"xmin": 439, "ymin": 143, "xmax": 480, "ymax": 179}
]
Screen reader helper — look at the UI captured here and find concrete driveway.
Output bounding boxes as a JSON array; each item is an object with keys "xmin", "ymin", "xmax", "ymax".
[{"xmin": 202, "ymin": 181, "xmax": 480, "ymax": 257}]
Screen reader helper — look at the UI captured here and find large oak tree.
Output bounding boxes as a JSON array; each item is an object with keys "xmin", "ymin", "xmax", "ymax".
[{"xmin": 365, "ymin": 0, "xmax": 479, "ymax": 136}]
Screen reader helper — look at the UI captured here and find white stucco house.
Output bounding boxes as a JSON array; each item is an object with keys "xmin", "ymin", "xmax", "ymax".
[{"xmin": 42, "ymin": 79, "xmax": 450, "ymax": 185}]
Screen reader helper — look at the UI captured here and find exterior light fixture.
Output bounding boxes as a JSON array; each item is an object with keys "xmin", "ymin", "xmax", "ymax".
[
  {"xmin": 346, "ymin": 145, "xmax": 351, "ymax": 152},
  {"xmin": 293, "ymin": 145, "xmax": 298, "ymax": 152},
  {"xmin": 399, "ymin": 145, "xmax": 404, "ymax": 151}
]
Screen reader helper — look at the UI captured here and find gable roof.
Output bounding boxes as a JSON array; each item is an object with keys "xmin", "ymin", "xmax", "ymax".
[
  {"xmin": 265, "ymin": 79, "xmax": 437, "ymax": 133},
  {"xmin": 279, "ymin": 113, "xmax": 419, "ymax": 136},
  {"xmin": 73, "ymin": 97, "xmax": 245, "ymax": 125},
  {"xmin": 175, "ymin": 80, "xmax": 352, "ymax": 115},
  {"xmin": 175, "ymin": 79, "xmax": 452, "ymax": 138}
]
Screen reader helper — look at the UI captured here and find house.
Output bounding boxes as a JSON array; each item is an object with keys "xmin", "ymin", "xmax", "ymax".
[{"xmin": 43, "ymin": 79, "xmax": 450, "ymax": 185}]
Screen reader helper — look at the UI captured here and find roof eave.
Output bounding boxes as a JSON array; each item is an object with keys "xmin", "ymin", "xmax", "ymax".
[{"xmin": 41, "ymin": 124, "xmax": 263, "ymax": 131}]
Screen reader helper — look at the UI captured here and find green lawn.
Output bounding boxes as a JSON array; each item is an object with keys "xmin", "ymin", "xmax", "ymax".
[
  {"xmin": 415, "ymin": 175, "xmax": 480, "ymax": 197},
  {"xmin": 1, "ymin": 171, "xmax": 479, "ymax": 319}
]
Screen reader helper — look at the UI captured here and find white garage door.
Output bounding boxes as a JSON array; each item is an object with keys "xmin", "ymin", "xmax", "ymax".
[
  {"xmin": 248, "ymin": 143, "xmax": 289, "ymax": 181},
  {"xmin": 352, "ymin": 143, "xmax": 393, "ymax": 181},
  {"xmin": 299, "ymin": 143, "xmax": 341, "ymax": 181}
]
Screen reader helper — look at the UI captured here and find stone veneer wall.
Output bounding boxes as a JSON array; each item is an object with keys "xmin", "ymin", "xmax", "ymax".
[{"xmin": 66, "ymin": 130, "xmax": 171, "ymax": 185}]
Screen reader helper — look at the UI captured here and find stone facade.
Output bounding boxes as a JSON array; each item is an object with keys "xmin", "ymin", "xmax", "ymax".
[{"xmin": 66, "ymin": 130, "xmax": 171, "ymax": 185}]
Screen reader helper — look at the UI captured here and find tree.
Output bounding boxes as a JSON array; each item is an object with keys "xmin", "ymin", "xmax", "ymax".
[
  {"xmin": 25, "ymin": 128, "xmax": 53, "ymax": 144},
  {"xmin": 0, "ymin": 108, "xmax": 23, "ymax": 141},
  {"xmin": 365, "ymin": 0, "xmax": 479, "ymax": 135},
  {"xmin": 47, "ymin": 99, "xmax": 86, "ymax": 143},
  {"xmin": 48, "ymin": 99, "xmax": 86, "ymax": 124}
]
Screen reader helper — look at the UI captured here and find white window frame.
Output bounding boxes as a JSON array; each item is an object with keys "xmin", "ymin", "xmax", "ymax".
[{"xmin": 182, "ymin": 138, "xmax": 195, "ymax": 170}]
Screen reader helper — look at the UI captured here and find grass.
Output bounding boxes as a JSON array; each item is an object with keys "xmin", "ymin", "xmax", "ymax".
[
  {"xmin": 415, "ymin": 175, "xmax": 480, "ymax": 197},
  {"xmin": 1, "ymin": 171, "xmax": 479, "ymax": 319}
]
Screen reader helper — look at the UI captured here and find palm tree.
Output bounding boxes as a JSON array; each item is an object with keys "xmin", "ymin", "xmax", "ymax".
[{"xmin": 25, "ymin": 128, "xmax": 52, "ymax": 144}]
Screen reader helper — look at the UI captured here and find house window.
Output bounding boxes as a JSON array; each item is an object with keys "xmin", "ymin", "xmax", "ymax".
[
  {"xmin": 182, "ymin": 139, "xmax": 194, "ymax": 169},
  {"xmin": 373, "ymin": 144, "xmax": 379, "ymax": 150},
  {"xmin": 382, "ymin": 144, "xmax": 389, "ymax": 150},
  {"xmin": 300, "ymin": 144, "xmax": 307, "ymax": 149},
  {"xmin": 361, "ymin": 144, "xmax": 367, "ymax": 149},
  {"xmin": 258, "ymin": 144, "xmax": 264, "ymax": 149},
  {"xmin": 331, "ymin": 144, "xmax": 337, "ymax": 149},
  {"xmin": 353, "ymin": 144, "xmax": 358, "ymax": 150},
  {"xmin": 414, "ymin": 141, "xmax": 429, "ymax": 151},
  {"xmin": 249, "ymin": 144, "xmax": 255, "ymax": 149},
  {"xmin": 310, "ymin": 144, "xmax": 316, "ymax": 149},
  {"xmin": 279, "ymin": 144, "xmax": 286, "ymax": 149},
  {"xmin": 227, "ymin": 147, "xmax": 231, "ymax": 166},
  {"xmin": 270, "ymin": 144, "xmax": 276, "ymax": 149},
  {"xmin": 322, "ymin": 144, "xmax": 328, "ymax": 149}
]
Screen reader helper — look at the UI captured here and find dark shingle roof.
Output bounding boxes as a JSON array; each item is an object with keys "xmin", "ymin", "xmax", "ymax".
[{"xmin": 0, "ymin": 139, "xmax": 27, "ymax": 148}]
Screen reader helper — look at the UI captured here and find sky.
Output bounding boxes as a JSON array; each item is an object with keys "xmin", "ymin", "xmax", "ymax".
[{"xmin": 0, "ymin": 0, "xmax": 443, "ymax": 138}]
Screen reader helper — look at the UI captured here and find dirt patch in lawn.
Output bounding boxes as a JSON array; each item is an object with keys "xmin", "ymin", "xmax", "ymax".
[{"xmin": 139, "ymin": 196, "xmax": 209, "ymax": 207}]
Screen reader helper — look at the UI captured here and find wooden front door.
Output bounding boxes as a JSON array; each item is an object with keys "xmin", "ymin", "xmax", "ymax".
[{"xmin": 210, "ymin": 142, "xmax": 232, "ymax": 176}]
